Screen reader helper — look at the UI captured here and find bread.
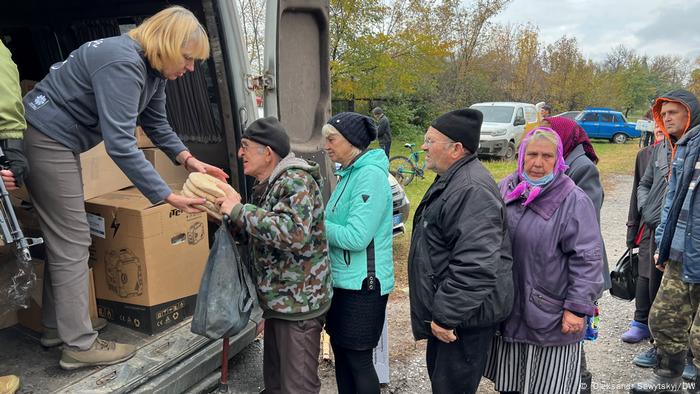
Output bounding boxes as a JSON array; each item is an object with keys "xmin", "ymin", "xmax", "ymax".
[{"xmin": 188, "ymin": 172, "xmax": 226, "ymax": 198}]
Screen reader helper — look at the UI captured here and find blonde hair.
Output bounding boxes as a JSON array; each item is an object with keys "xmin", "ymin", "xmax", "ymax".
[
  {"xmin": 322, "ymin": 124, "xmax": 362, "ymax": 157},
  {"xmin": 128, "ymin": 6, "xmax": 210, "ymax": 72}
]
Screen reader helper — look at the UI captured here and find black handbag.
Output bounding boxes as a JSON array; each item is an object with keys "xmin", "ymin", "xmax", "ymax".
[{"xmin": 609, "ymin": 248, "xmax": 638, "ymax": 301}]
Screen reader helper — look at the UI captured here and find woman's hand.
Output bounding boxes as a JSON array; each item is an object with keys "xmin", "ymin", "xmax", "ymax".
[
  {"xmin": 178, "ymin": 151, "xmax": 229, "ymax": 182},
  {"xmin": 165, "ymin": 193, "xmax": 206, "ymax": 213},
  {"xmin": 561, "ymin": 310, "xmax": 585, "ymax": 334},
  {"xmin": 216, "ymin": 183, "xmax": 241, "ymax": 216},
  {"xmin": 1, "ymin": 169, "xmax": 18, "ymax": 190}
]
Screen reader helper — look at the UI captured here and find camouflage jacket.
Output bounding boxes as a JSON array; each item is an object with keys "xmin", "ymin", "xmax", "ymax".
[{"xmin": 230, "ymin": 154, "xmax": 333, "ymax": 320}]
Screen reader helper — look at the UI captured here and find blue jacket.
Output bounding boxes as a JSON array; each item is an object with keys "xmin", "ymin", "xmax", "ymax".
[
  {"xmin": 656, "ymin": 124, "xmax": 700, "ymax": 282},
  {"xmin": 325, "ymin": 149, "xmax": 394, "ymax": 295}
]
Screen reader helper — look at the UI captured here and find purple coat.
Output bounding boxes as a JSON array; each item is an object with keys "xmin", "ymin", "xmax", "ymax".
[{"xmin": 498, "ymin": 173, "xmax": 604, "ymax": 346}]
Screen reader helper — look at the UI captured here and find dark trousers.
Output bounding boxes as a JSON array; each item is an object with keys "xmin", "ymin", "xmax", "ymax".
[
  {"xmin": 263, "ymin": 317, "xmax": 323, "ymax": 394},
  {"xmin": 332, "ymin": 344, "xmax": 379, "ymax": 394},
  {"xmin": 380, "ymin": 142, "xmax": 391, "ymax": 158},
  {"xmin": 426, "ymin": 325, "xmax": 496, "ymax": 394},
  {"xmin": 634, "ymin": 271, "xmax": 664, "ymax": 324}
]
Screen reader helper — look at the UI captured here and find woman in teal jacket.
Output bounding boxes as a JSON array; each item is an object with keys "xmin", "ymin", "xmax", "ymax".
[{"xmin": 323, "ymin": 112, "xmax": 394, "ymax": 394}]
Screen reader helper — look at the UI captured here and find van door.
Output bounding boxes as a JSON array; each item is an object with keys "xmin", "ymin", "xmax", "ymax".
[{"xmin": 263, "ymin": 0, "xmax": 335, "ymax": 198}]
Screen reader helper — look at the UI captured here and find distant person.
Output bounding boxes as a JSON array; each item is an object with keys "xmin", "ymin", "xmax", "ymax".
[
  {"xmin": 632, "ymin": 89, "xmax": 700, "ymax": 393},
  {"xmin": 372, "ymin": 107, "xmax": 391, "ymax": 157},
  {"xmin": 322, "ymin": 112, "xmax": 394, "ymax": 394},
  {"xmin": 540, "ymin": 103, "xmax": 552, "ymax": 119},
  {"xmin": 484, "ymin": 127, "xmax": 603, "ymax": 394},
  {"xmin": 408, "ymin": 108, "xmax": 513, "ymax": 394}
]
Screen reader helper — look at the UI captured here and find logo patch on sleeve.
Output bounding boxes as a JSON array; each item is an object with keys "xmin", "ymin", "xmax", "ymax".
[{"xmin": 362, "ymin": 194, "xmax": 370, "ymax": 202}]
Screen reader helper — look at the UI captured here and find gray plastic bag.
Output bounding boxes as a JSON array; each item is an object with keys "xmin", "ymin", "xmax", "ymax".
[{"xmin": 192, "ymin": 221, "xmax": 256, "ymax": 339}]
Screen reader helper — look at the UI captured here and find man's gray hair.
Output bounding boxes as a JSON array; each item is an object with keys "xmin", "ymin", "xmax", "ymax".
[{"xmin": 372, "ymin": 107, "xmax": 383, "ymax": 116}]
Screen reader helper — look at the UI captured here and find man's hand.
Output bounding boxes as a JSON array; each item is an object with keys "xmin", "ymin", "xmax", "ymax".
[
  {"xmin": 654, "ymin": 254, "xmax": 665, "ymax": 272},
  {"xmin": 216, "ymin": 183, "xmax": 242, "ymax": 216},
  {"xmin": 1, "ymin": 169, "xmax": 18, "ymax": 190},
  {"xmin": 561, "ymin": 310, "xmax": 585, "ymax": 334},
  {"xmin": 186, "ymin": 157, "xmax": 228, "ymax": 182},
  {"xmin": 165, "ymin": 193, "xmax": 206, "ymax": 213},
  {"xmin": 431, "ymin": 321, "xmax": 457, "ymax": 343}
]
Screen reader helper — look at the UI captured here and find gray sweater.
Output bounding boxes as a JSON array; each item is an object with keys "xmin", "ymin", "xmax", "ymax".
[{"xmin": 23, "ymin": 35, "xmax": 187, "ymax": 203}]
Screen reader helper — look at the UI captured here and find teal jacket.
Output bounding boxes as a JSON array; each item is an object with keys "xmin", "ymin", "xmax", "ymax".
[{"xmin": 325, "ymin": 149, "xmax": 394, "ymax": 295}]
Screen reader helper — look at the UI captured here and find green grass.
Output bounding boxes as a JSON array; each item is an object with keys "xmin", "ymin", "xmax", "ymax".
[{"xmin": 384, "ymin": 137, "xmax": 639, "ymax": 289}]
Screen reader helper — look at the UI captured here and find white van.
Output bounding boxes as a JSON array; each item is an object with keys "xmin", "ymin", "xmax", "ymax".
[{"xmin": 470, "ymin": 102, "xmax": 538, "ymax": 160}]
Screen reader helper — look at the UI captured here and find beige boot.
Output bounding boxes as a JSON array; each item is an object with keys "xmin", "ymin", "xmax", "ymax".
[
  {"xmin": 59, "ymin": 338, "xmax": 136, "ymax": 370},
  {"xmin": 0, "ymin": 375, "xmax": 20, "ymax": 394},
  {"xmin": 41, "ymin": 317, "xmax": 108, "ymax": 347}
]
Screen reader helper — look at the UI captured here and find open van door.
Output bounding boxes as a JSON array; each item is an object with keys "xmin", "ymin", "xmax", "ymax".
[{"xmin": 263, "ymin": 0, "xmax": 335, "ymax": 198}]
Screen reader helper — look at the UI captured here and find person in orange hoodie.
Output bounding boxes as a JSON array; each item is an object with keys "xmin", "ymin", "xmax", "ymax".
[{"xmin": 632, "ymin": 89, "xmax": 700, "ymax": 393}]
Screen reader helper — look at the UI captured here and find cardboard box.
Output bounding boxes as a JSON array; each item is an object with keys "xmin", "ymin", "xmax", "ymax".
[
  {"xmin": 135, "ymin": 126, "xmax": 155, "ymax": 149},
  {"xmin": 142, "ymin": 148, "xmax": 189, "ymax": 186},
  {"xmin": 16, "ymin": 263, "xmax": 98, "ymax": 333},
  {"xmin": 11, "ymin": 142, "xmax": 133, "ymax": 202},
  {"xmin": 86, "ymin": 187, "xmax": 208, "ymax": 334}
]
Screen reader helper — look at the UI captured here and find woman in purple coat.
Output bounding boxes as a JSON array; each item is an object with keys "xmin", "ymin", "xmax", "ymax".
[{"xmin": 484, "ymin": 127, "xmax": 604, "ymax": 394}]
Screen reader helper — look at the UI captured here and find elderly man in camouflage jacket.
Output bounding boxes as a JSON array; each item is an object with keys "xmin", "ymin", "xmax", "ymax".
[{"xmin": 217, "ymin": 116, "xmax": 332, "ymax": 394}]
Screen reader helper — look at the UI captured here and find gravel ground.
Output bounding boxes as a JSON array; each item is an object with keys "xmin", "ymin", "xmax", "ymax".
[{"xmin": 228, "ymin": 173, "xmax": 655, "ymax": 393}]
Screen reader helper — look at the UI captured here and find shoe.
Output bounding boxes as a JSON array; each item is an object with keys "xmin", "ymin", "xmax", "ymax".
[
  {"xmin": 41, "ymin": 317, "xmax": 108, "ymax": 348},
  {"xmin": 59, "ymin": 338, "xmax": 136, "ymax": 370},
  {"xmin": 633, "ymin": 347, "xmax": 658, "ymax": 368},
  {"xmin": 0, "ymin": 375, "xmax": 20, "ymax": 394},
  {"xmin": 630, "ymin": 349, "xmax": 685, "ymax": 393},
  {"xmin": 622, "ymin": 321, "xmax": 651, "ymax": 343},
  {"xmin": 684, "ymin": 359, "xmax": 697, "ymax": 381}
]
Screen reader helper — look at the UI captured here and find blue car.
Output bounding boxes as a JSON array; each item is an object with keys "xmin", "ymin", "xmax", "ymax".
[{"xmin": 575, "ymin": 107, "xmax": 640, "ymax": 144}]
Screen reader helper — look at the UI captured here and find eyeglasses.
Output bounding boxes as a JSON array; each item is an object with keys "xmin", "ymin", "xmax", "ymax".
[
  {"xmin": 240, "ymin": 142, "xmax": 266, "ymax": 153},
  {"xmin": 423, "ymin": 137, "xmax": 456, "ymax": 147}
]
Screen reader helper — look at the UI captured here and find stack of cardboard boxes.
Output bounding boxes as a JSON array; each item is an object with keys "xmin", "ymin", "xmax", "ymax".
[{"xmin": 4, "ymin": 128, "xmax": 208, "ymax": 335}]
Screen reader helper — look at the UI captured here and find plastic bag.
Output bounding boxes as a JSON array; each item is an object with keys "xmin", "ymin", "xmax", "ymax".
[
  {"xmin": 584, "ymin": 303, "xmax": 600, "ymax": 341},
  {"xmin": 191, "ymin": 220, "xmax": 257, "ymax": 339},
  {"xmin": 0, "ymin": 251, "xmax": 37, "ymax": 317}
]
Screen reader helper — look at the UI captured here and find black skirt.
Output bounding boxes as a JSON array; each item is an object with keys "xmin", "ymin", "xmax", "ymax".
[{"xmin": 325, "ymin": 278, "xmax": 389, "ymax": 350}]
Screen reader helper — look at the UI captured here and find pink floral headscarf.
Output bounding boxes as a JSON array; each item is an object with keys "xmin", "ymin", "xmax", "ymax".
[{"xmin": 505, "ymin": 127, "xmax": 569, "ymax": 206}]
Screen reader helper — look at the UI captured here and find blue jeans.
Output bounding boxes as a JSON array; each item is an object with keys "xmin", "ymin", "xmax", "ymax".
[{"xmin": 426, "ymin": 324, "xmax": 496, "ymax": 394}]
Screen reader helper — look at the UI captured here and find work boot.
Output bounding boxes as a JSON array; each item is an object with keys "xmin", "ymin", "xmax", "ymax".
[
  {"xmin": 580, "ymin": 370, "xmax": 592, "ymax": 394},
  {"xmin": 41, "ymin": 317, "xmax": 108, "ymax": 347},
  {"xmin": 0, "ymin": 375, "xmax": 20, "ymax": 394},
  {"xmin": 59, "ymin": 338, "xmax": 136, "ymax": 370},
  {"xmin": 630, "ymin": 349, "xmax": 686, "ymax": 393},
  {"xmin": 634, "ymin": 347, "xmax": 659, "ymax": 368},
  {"xmin": 622, "ymin": 321, "xmax": 652, "ymax": 343}
]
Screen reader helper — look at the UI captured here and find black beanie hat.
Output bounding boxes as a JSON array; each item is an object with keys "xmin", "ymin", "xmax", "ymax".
[
  {"xmin": 242, "ymin": 116, "xmax": 291, "ymax": 158},
  {"xmin": 430, "ymin": 109, "xmax": 483, "ymax": 153},
  {"xmin": 327, "ymin": 112, "xmax": 377, "ymax": 150}
]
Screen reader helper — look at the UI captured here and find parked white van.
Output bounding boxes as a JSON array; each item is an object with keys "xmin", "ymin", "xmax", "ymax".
[{"xmin": 470, "ymin": 102, "xmax": 538, "ymax": 160}]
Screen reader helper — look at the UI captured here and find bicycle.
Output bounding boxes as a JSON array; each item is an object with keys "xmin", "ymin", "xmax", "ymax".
[{"xmin": 389, "ymin": 143, "xmax": 426, "ymax": 186}]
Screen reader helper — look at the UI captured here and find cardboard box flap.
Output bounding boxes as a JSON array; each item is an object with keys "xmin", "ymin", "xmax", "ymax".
[{"xmin": 87, "ymin": 189, "xmax": 164, "ymax": 211}]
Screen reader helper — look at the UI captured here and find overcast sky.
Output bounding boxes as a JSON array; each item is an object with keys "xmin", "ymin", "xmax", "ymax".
[{"xmin": 491, "ymin": 0, "xmax": 700, "ymax": 63}]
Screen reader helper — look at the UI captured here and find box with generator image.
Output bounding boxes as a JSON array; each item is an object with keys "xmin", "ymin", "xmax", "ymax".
[{"xmin": 85, "ymin": 187, "xmax": 208, "ymax": 334}]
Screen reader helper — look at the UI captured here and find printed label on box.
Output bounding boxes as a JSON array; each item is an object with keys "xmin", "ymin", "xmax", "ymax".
[{"xmin": 87, "ymin": 213, "xmax": 106, "ymax": 238}]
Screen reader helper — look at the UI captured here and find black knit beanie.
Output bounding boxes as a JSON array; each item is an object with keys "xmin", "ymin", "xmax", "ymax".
[
  {"xmin": 242, "ymin": 116, "xmax": 291, "ymax": 157},
  {"xmin": 327, "ymin": 112, "xmax": 377, "ymax": 150},
  {"xmin": 430, "ymin": 109, "xmax": 483, "ymax": 153}
]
